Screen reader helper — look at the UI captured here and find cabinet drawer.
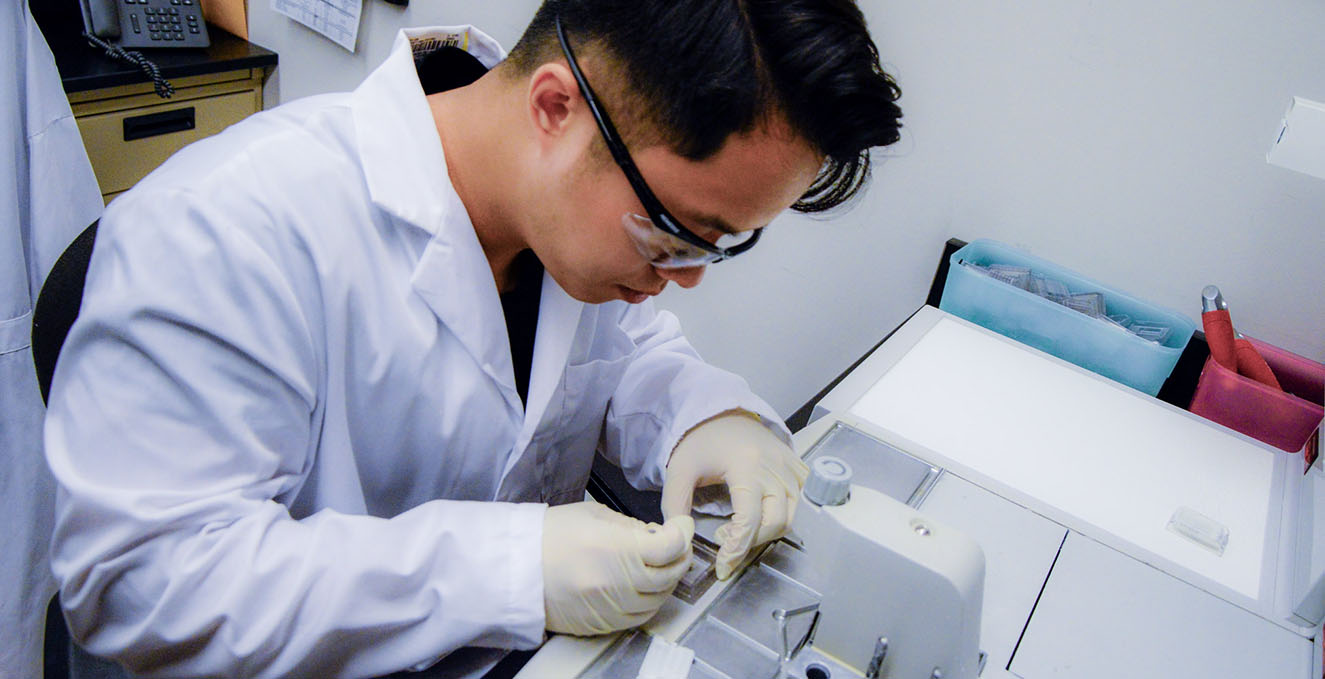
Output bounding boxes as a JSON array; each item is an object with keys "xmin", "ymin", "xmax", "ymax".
[{"xmin": 76, "ymin": 90, "xmax": 257, "ymax": 195}]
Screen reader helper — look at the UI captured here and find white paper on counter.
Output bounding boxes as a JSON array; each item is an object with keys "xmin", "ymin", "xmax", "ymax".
[{"xmin": 847, "ymin": 316, "xmax": 1279, "ymax": 600}]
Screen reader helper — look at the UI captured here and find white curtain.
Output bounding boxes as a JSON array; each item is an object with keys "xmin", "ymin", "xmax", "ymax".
[{"xmin": 1, "ymin": 3, "xmax": 103, "ymax": 677}]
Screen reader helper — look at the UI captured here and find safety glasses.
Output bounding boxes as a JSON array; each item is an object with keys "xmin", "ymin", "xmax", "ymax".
[{"xmin": 554, "ymin": 15, "xmax": 762, "ymax": 269}]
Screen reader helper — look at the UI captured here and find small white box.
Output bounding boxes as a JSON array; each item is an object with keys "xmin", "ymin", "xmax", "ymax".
[{"xmin": 1267, "ymin": 97, "xmax": 1325, "ymax": 181}]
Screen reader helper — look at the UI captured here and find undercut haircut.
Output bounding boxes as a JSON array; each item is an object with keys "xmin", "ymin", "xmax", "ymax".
[{"xmin": 503, "ymin": 0, "xmax": 904, "ymax": 213}]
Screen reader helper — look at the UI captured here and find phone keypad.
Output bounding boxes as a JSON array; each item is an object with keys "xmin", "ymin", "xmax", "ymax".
[
  {"xmin": 119, "ymin": 0, "xmax": 207, "ymax": 46},
  {"xmin": 141, "ymin": 7, "xmax": 198, "ymax": 41}
]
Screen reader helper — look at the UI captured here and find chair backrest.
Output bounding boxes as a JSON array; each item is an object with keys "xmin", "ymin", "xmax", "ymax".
[
  {"xmin": 31, "ymin": 221, "xmax": 98, "ymax": 405},
  {"xmin": 32, "ymin": 221, "xmax": 100, "ymax": 679}
]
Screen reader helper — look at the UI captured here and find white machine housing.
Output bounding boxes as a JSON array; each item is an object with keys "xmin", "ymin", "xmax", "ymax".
[{"xmin": 795, "ymin": 480, "xmax": 985, "ymax": 678}]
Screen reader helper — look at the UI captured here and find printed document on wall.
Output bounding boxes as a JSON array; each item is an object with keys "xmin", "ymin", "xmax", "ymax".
[{"xmin": 272, "ymin": 0, "xmax": 362, "ymax": 52}]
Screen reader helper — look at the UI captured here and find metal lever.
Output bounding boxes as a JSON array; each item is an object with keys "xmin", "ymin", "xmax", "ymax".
[
  {"xmin": 771, "ymin": 603, "xmax": 821, "ymax": 662},
  {"xmin": 865, "ymin": 636, "xmax": 889, "ymax": 679}
]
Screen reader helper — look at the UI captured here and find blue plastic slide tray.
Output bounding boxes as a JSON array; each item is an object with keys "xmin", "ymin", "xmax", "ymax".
[{"xmin": 939, "ymin": 239, "xmax": 1196, "ymax": 395}]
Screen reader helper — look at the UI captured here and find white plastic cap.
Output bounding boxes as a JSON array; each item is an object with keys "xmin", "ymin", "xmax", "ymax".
[{"xmin": 804, "ymin": 455, "xmax": 853, "ymax": 506}]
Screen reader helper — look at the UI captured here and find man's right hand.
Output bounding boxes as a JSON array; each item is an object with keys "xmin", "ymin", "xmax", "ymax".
[{"xmin": 542, "ymin": 502, "xmax": 694, "ymax": 636}]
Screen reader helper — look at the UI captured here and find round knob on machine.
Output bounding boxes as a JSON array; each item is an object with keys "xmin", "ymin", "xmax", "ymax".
[{"xmin": 804, "ymin": 455, "xmax": 853, "ymax": 506}]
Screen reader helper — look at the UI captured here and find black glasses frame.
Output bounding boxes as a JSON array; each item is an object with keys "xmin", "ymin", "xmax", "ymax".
[{"xmin": 554, "ymin": 15, "xmax": 761, "ymax": 263}]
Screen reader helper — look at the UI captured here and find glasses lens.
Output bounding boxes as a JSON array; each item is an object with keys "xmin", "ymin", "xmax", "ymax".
[{"xmin": 620, "ymin": 214, "xmax": 756, "ymax": 269}]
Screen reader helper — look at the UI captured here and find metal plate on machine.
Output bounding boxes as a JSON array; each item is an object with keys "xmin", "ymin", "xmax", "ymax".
[
  {"xmin": 915, "ymin": 473, "xmax": 1068, "ymax": 673},
  {"xmin": 803, "ymin": 421, "xmax": 941, "ymax": 508},
  {"xmin": 577, "ymin": 542, "xmax": 857, "ymax": 679}
]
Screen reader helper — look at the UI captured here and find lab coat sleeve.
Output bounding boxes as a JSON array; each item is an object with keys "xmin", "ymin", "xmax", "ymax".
[
  {"xmin": 44, "ymin": 188, "xmax": 546, "ymax": 678},
  {"xmin": 600, "ymin": 301, "xmax": 790, "ymax": 492}
]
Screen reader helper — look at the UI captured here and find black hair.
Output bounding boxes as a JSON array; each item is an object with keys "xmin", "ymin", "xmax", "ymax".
[{"xmin": 504, "ymin": 0, "xmax": 903, "ymax": 213}]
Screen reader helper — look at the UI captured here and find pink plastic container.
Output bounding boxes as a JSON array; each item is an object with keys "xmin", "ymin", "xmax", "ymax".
[{"xmin": 1189, "ymin": 337, "xmax": 1324, "ymax": 453}]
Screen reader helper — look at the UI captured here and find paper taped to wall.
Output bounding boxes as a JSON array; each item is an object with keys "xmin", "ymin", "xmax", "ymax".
[{"xmin": 272, "ymin": 0, "xmax": 362, "ymax": 52}]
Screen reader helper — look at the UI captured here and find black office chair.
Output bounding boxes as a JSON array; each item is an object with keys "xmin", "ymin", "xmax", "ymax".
[
  {"xmin": 32, "ymin": 221, "xmax": 98, "ymax": 405},
  {"xmin": 32, "ymin": 220, "xmax": 97, "ymax": 679}
]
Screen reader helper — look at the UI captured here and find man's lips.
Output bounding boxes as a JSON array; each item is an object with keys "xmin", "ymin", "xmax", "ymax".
[{"xmin": 618, "ymin": 285, "xmax": 661, "ymax": 303}]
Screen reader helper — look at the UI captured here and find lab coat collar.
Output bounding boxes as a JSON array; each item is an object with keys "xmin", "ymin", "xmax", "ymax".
[
  {"xmin": 352, "ymin": 28, "xmax": 510, "ymax": 410},
  {"xmin": 409, "ymin": 195, "xmax": 519, "ymax": 413},
  {"xmin": 413, "ymin": 239, "xmax": 586, "ymax": 446},
  {"xmin": 361, "ymin": 28, "xmax": 588, "ymax": 433},
  {"xmin": 354, "ymin": 27, "xmax": 514, "ymax": 408},
  {"xmin": 351, "ymin": 26, "xmax": 505, "ymax": 234}
]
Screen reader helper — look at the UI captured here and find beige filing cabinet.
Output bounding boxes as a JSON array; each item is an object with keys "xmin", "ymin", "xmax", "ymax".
[{"xmin": 70, "ymin": 67, "xmax": 266, "ymax": 204}]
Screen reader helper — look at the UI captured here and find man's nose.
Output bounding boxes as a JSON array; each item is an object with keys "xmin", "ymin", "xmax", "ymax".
[{"xmin": 655, "ymin": 265, "xmax": 706, "ymax": 289}]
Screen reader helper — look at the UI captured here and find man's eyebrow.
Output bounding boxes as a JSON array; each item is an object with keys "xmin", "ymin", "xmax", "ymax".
[{"xmin": 686, "ymin": 213, "xmax": 742, "ymax": 235}]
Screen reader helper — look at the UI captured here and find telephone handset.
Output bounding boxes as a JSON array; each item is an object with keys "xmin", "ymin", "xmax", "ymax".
[{"xmin": 81, "ymin": 0, "xmax": 211, "ymax": 49}]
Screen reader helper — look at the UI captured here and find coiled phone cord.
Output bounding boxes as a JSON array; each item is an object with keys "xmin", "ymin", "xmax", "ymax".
[{"xmin": 83, "ymin": 33, "xmax": 176, "ymax": 99}]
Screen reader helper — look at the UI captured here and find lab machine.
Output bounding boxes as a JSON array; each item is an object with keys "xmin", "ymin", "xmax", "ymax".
[{"xmin": 521, "ymin": 307, "xmax": 1325, "ymax": 679}]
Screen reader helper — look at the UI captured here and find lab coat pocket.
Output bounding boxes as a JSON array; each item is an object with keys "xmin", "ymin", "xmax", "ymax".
[
  {"xmin": 542, "ymin": 355, "xmax": 633, "ymax": 504},
  {"xmin": 1, "ymin": 309, "xmax": 33, "ymax": 356},
  {"xmin": 559, "ymin": 355, "xmax": 633, "ymax": 443}
]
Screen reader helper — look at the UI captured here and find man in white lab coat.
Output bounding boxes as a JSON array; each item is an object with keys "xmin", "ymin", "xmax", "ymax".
[
  {"xmin": 44, "ymin": 0, "xmax": 903, "ymax": 677},
  {"xmin": 1, "ymin": 2, "xmax": 103, "ymax": 678}
]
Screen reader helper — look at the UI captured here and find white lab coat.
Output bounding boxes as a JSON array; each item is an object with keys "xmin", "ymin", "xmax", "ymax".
[
  {"xmin": 44, "ymin": 26, "xmax": 783, "ymax": 679},
  {"xmin": 1, "ymin": 3, "xmax": 103, "ymax": 678}
]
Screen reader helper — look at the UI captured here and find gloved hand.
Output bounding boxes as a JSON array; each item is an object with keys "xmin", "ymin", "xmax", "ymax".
[
  {"xmin": 660, "ymin": 411, "xmax": 809, "ymax": 580},
  {"xmin": 542, "ymin": 501, "xmax": 695, "ymax": 636}
]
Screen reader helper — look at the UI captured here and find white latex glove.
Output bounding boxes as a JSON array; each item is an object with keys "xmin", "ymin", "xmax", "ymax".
[
  {"xmin": 660, "ymin": 412, "xmax": 809, "ymax": 580},
  {"xmin": 543, "ymin": 501, "xmax": 695, "ymax": 636}
]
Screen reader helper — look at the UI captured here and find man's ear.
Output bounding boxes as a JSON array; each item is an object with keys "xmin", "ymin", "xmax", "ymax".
[{"xmin": 527, "ymin": 62, "xmax": 580, "ymax": 143}]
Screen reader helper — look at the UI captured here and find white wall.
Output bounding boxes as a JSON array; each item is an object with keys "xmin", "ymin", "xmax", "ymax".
[
  {"xmin": 249, "ymin": 2, "xmax": 540, "ymax": 103},
  {"xmin": 247, "ymin": 1, "xmax": 1325, "ymax": 419}
]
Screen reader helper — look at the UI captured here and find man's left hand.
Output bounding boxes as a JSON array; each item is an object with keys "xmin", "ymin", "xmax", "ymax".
[{"xmin": 660, "ymin": 412, "xmax": 809, "ymax": 580}]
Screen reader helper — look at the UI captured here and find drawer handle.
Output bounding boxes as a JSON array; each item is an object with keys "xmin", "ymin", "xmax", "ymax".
[{"xmin": 123, "ymin": 107, "xmax": 196, "ymax": 142}]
